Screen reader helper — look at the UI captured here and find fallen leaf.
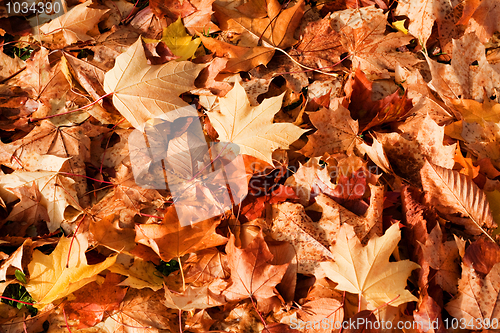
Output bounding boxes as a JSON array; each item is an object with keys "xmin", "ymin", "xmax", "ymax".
[
  {"xmin": 90, "ymin": 214, "xmax": 136, "ymax": 252},
  {"xmin": 214, "ymin": 0, "xmax": 305, "ymax": 49},
  {"xmin": 299, "ymin": 106, "xmax": 359, "ymax": 157},
  {"xmin": 320, "ymin": 223, "xmax": 420, "ymax": 308},
  {"xmin": 64, "ymin": 272, "xmax": 127, "ymax": 328},
  {"xmin": 200, "ymin": 35, "xmax": 275, "ymax": 73},
  {"xmin": 427, "ymin": 33, "xmax": 500, "ymax": 102},
  {"xmin": 183, "ymin": 0, "xmax": 219, "ymax": 34},
  {"xmin": 223, "ymin": 230, "xmax": 289, "ymax": 303},
  {"xmin": 103, "ymin": 37, "xmax": 206, "ymax": 131},
  {"xmin": 458, "ymin": 0, "xmax": 500, "ymax": 43},
  {"xmin": 269, "ymin": 201, "xmax": 336, "ymax": 275},
  {"xmin": 446, "ymin": 262, "xmax": 500, "ymax": 329},
  {"xmin": 337, "ymin": 7, "xmax": 418, "ymax": 75},
  {"xmin": 104, "ymin": 287, "xmax": 176, "ymax": 333},
  {"xmin": 40, "ymin": 1, "xmax": 109, "ymax": 47},
  {"xmin": 135, "ymin": 206, "xmax": 227, "ymax": 262},
  {"xmin": 206, "ymin": 80, "xmax": 307, "ymax": 164},
  {"xmin": 419, "ymin": 223, "xmax": 460, "ymax": 293},
  {"xmin": 420, "ymin": 160, "xmax": 497, "ymax": 237},
  {"xmin": 144, "ymin": 18, "xmax": 201, "ymax": 61},
  {"xmin": 163, "ymin": 285, "xmax": 226, "ymax": 311},
  {"xmin": 26, "ymin": 234, "xmax": 116, "ymax": 308}
]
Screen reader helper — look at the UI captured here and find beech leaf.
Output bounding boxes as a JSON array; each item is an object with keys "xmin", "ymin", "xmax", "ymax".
[{"xmin": 420, "ymin": 160, "xmax": 497, "ymax": 240}]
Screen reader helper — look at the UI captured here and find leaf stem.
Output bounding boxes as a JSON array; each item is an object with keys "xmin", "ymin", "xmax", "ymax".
[
  {"xmin": 178, "ymin": 256, "xmax": 186, "ymax": 292},
  {"xmin": 0, "ymin": 295, "xmax": 35, "ymax": 306},
  {"xmin": 62, "ymin": 307, "xmax": 73, "ymax": 333}
]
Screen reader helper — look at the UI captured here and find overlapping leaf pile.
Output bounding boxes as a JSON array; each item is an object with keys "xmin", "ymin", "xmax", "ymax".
[{"xmin": 1, "ymin": 0, "xmax": 500, "ymax": 332}]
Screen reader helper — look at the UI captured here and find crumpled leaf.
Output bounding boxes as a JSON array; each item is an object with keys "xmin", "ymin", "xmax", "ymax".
[
  {"xmin": 320, "ymin": 223, "xmax": 420, "ymax": 308},
  {"xmin": 40, "ymin": 1, "xmax": 109, "ymax": 47},
  {"xmin": 103, "ymin": 37, "xmax": 206, "ymax": 131},
  {"xmin": 206, "ymin": 80, "xmax": 307, "ymax": 164},
  {"xmin": 25, "ymin": 234, "xmax": 116, "ymax": 308}
]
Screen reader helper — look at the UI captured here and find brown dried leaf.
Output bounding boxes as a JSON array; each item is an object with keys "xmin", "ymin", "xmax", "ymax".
[
  {"xmin": 420, "ymin": 160, "xmax": 497, "ymax": 238},
  {"xmin": 224, "ymin": 230, "xmax": 289, "ymax": 302},
  {"xmin": 299, "ymin": 106, "xmax": 359, "ymax": 157},
  {"xmin": 419, "ymin": 223, "xmax": 460, "ymax": 293},
  {"xmin": 446, "ymin": 262, "xmax": 500, "ymax": 330}
]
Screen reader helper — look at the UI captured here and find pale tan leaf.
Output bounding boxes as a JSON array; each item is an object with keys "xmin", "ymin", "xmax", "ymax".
[
  {"xmin": 103, "ymin": 37, "xmax": 206, "ymax": 131},
  {"xmin": 320, "ymin": 223, "xmax": 420, "ymax": 308},
  {"xmin": 40, "ymin": 1, "xmax": 109, "ymax": 46},
  {"xmin": 206, "ymin": 80, "xmax": 307, "ymax": 164}
]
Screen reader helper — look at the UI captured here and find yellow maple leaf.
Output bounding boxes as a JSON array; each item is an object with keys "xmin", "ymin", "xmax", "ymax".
[
  {"xmin": 206, "ymin": 81, "xmax": 307, "ymax": 164},
  {"xmin": 158, "ymin": 18, "xmax": 201, "ymax": 61},
  {"xmin": 26, "ymin": 234, "xmax": 116, "ymax": 308},
  {"xmin": 321, "ymin": 223, "xmax": 419, "ymax": 308}
]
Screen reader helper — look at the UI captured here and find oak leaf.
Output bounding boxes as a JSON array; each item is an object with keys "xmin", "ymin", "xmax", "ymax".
[
  {"xmin": 103, "ymin": 37, "xmax": 206, "ymax": 131},
  {"xmin": 320, "ymin": 223, "xmax": 420, "ymax": 308},
  {"xmin": 26, "ymin": 234, "xmax": 116, "ymax": 308},
  {"xmin": 206, "ymin": 80, "xmax": 307, "ymax": 164}
]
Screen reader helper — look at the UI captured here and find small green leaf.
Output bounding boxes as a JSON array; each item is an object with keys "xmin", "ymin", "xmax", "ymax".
[{"xmin": 15, "ymin": 269, "xmax": 26, "ymax": 284}]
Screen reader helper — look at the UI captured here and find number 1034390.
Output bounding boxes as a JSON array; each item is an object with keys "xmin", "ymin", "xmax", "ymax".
[
  {"xmin": 443, "ymin": 317, "xmax": 499, "ymax": 330},
  {"xmin": 4, "ymin": 0, "xmax": 63, "ymax": 16}
]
